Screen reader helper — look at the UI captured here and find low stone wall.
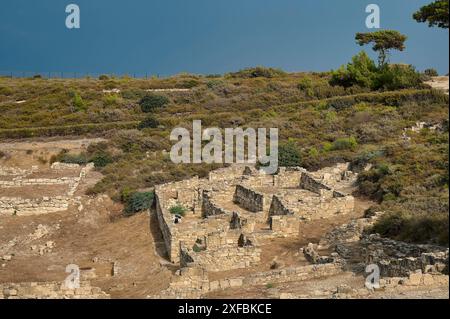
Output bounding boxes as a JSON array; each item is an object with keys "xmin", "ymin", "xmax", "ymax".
[
  {"xmin": 202, "ymin": 190, "xmax": 231, "ymax": 217},
  {"xmin": 154, "ymin": 263, "xmax": 343, "ymax": 299},
  {"xmin": 270, "ymin": 215, "xmax": 299, "ymax": 236},
  {"xmin": 180, "ymin": 245, "xmax": 261, "ymax": 272},
  {"xmin": 0, "ymin": 177, "xmax": 80, "ymax": 188},
  {"xmin": 233, "ymin": 184, "xmax": 266, "ymax": 212},
  {"xmin": 273, "ymin": 167, "xmax": 304, "ymax": 188},
  {"xmin": 0, "ymin": 166, "xmax": 38, "ymax": 177},
  {"xmin": 300, "ymin": 173, "xmax": 332, "ymax": 194},
  {"xmin": 362, "ymin": 234, "xmax": 449, "ymax": 277},
  {"xmin": 0, "ymin": 281, "xmax": 110, "ymax": 299},
  {"xmin": 51, "ymin": 162, "xmax": 81, "ymax": 170},
  {"xmin": 269, "ymin": 192, "xmax": 354, "ymax": 221},
  {"xmin": 269, "ymin": 195, "xmax": 294, "ymax": 216},
  {"xmin": 380, "ymin": 272, "xmax": 449, "ymax": 289},
  {"xmin": 0, "ymin": 196, "xmax": 69, "ymax": 215},
  {"xmin": 0, "ymin": 163, "xmax": 93, "ymax": 215}
]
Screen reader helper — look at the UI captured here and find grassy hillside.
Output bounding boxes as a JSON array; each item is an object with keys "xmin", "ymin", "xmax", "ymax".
[{"xmin": 0, "ymin": 69, "xmax": 448, "ymax": 245}]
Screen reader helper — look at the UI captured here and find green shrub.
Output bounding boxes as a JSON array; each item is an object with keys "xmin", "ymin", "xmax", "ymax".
[
  {"xmin": 330, "ymin": 51, "xmax": 378, "ymax": 88},
  {"xmin": 169, "ymin": 204, "xmax": 187, "ymax": 216},
  {"xmin": 192, "ymin": 244, "xmax": 204, "ymax": 252},
  {"xmin": 99, "ymin": 75, "xmax": 109, "ymax": 80},
  {"xmin": 278, "ymin": 142, "xmax": 302, "ymax": 167},
  {"xmin": 331, "ymin": 136, "xmax": 358, "ymax": 151},
  {"xmin": 297, "ymin": 78, "xmax": 313, "ymax": 90},
  {"xmin": 103, "ymin": 94, "xmax": 120, "ymax": 106},
  {"xmin": 139, "ymin": 94, "xmax": 169, "ymax": 112},
  {"xmin": 372, "ymin": 64, "xmax": 423, "ymax": 90},
  {"xmin": 71, "ymin": 91, "xmax": 86, "ymax": 112},
  {"xmin": 308, "ymin": 147, "xmax": 319, "ymax": 158},
  {"xmin": 124, "ymin": 191, "xmax": 154, "ymax": 215},
  {"xmin": 90, "ymin": 152, "xmax": 114, "ymax": 168},
  {"xmin": 138, "ymin": 116, "xmax": 160, "ymax": 130},
  {"xmin": 331, "ymin": 52, "xmax": 423, "ymax": 91}
]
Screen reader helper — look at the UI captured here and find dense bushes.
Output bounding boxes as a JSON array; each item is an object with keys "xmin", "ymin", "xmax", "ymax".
[
  {"xmin": 372, "ymin": 64, "xmax": 423, "ymax": 90},
  {"xmin": 227, "ymin": 67, "xmax": 286, "ymax": 78},
  {"xmin": 278, "ymin": 142, "xmax": 302, "ymax": 167},
  {"xmin": 372, "ymin": 211, "xmax": 449, "ymax": 246},
  {"xmin": 139, "ymin": 94, "xmax": 169, "ymax": 112},
  {"xmin": 330, "ymin": 51, "xmax": 423, "ymax": 91},
  {"xmin": 284, "ymin": 89, "xmax": 448, "ymax": 111},
  {"xmin": 51, "ymin": 144, "xmax": 114, "ymax": 168},
  {"xmin": 51, "ymin": 150, "xmax": 89, "ymax": 165},
  {"xmin": 330, "ymin": 52, "xmax": 378, "ymax": 88}
]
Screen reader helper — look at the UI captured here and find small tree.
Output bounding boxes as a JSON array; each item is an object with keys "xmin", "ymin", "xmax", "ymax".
[
  {"xmin": 413, "ymin": 0, "xmax": 449, "ymax": 29},
  {"xmin": 355, "ymin": 30, "xmax": 407, "ymax": 67}
]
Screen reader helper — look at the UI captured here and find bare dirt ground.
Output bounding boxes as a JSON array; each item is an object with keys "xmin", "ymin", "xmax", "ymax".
[
  {"xmin": 0, "ymin": 138, "xmax": 106, "ymax": 168},
  {"xmin": 425, "ymin": 76, "xmax": 449, "ymax": 95}
]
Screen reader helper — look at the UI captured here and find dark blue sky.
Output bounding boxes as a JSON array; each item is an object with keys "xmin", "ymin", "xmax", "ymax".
[{"xmin": 0, "ymin": 0, "xmax": 448, "ymax": 76}]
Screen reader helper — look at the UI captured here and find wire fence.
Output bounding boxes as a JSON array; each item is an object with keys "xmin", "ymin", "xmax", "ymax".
[{"xmin": 0, "ymin": 70, "xmax": 160, "ymax": 79}]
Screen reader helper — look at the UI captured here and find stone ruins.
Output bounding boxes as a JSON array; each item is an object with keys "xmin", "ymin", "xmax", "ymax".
[
  {"xmin": 153, "ymin": 163, "xmax": 449, "ymax": 298},
  {"xmin": 0, "ymin": 162, "xmax": 93, "ymax": 216},
  {"xmin": 155, "ymin": 164, "xmax": 355, "ymax": 266}
]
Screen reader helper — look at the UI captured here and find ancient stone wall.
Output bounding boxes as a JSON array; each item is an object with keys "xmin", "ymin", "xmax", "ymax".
[
  {"xmin": 270, "ymin": 215, "xmax": 299, "ymax": 236},
  {"xmin": 154, "ymin": 263, "xmax": 343, "ymax": 299},
  {"xmin": 273, "ymin": 167, "xmax": 304, "ymax": 188},
  {"xmin": 269, "ymin": 195, "xmax": 294, "ymax": 216},
  {"xmin": 180, "ymin": 245, "xmax": 261, "ymax": 271},
  {"xmin": 0, "ymin": 281, "xmax": 110, "ymax": 299},
  {"xmin": 233, "ymin": 184, "xmax": 266, "ymax": 212},
  {"xmin": 202, "ymin": 190, "xmax": 230, "ymax": 217},
  {"xmin": 300, "ymin": 173, "xmax": 332, "ymax": 194},
  {"xmin": 0, "ymin": 163, "xmax": 93, "ymax": 215},
  {"xmin": 0, "ymin": 196, "xmax": 69, "ymax": 215},
  {"xmin": 361, "ymin": 234, "xmax": 449, "ymax": 277}
]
